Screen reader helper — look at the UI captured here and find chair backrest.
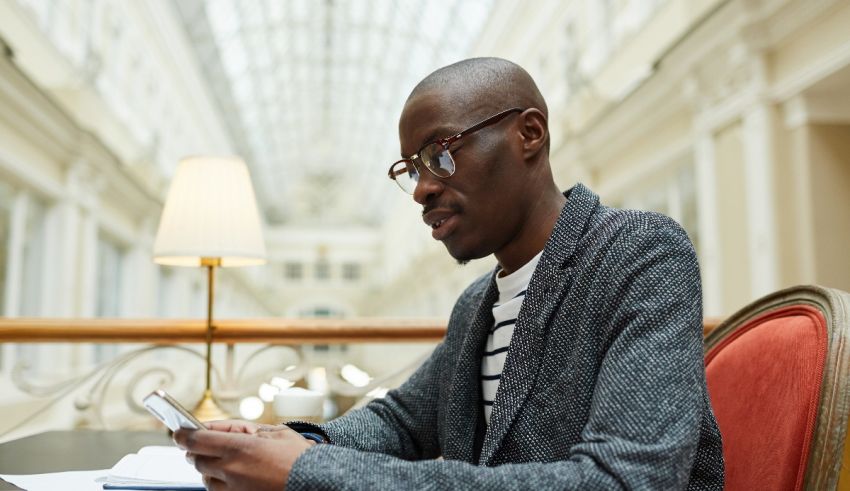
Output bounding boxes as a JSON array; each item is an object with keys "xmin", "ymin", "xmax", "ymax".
[{"xmin": 704, "ymin": 285, "xmax": 850, "ymax": 490}]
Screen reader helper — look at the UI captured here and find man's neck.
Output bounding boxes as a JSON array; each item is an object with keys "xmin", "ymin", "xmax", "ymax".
[{"xmin": 495, "ymin": 188, "xmax": 567, "ymax": 276}]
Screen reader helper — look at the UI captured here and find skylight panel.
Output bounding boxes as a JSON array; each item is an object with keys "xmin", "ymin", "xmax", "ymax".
[{"xmin": 175, "ymin": 0, "xmax": 496, "ymax": 225}]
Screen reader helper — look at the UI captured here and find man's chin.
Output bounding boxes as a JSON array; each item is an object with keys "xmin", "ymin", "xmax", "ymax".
[{"xmin": 444, "ymin": 242, "xmax": 484, "ymax": 265}]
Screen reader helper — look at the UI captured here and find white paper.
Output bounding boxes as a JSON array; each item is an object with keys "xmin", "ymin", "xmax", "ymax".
[
  {"xmin": 108, "ymin": 452, "xmax": 202, "ymax": 486},
  {"xmin": 0, "ymin": 469, "xmax": 109, "ymax": 491},
  {"xmin": 0, "ymin": 445, "xmax": 202, "ymax": 491},
  {"xmin": 136, "ymin": 446, "xmax": 186, "ymax": 457}
]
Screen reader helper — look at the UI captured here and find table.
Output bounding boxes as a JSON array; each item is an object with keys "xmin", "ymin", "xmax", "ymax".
[{"xmin": 0, "ymin": 430, "xmax": 173, "ymax": 490}]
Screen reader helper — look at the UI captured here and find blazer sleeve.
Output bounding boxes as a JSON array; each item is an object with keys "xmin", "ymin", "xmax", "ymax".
[
  {"xmin": 310, "ymin": 339, "xmax": 447, "ymax": 460},
  {"xmin": 286, "ymin": 220, "xmax": 709, "ymax": 490},
  {"xmin": 565, "ymin": 219, "xmax": 708, "ymax": 489}
]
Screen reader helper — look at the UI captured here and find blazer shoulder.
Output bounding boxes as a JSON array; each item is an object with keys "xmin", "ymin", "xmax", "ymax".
[{"xmin": 587, "ymin": 206, "xmax": 694, "ymax": 247}]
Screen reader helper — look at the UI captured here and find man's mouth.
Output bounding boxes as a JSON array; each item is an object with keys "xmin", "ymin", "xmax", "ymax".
[
  {"xmin": 431, "ymin": 218, "xmax": 448, "ymax": 229},
  {"xmin": 424, "ymin": 212, "xmax": 459, "ymax": 240},
  {"xmin": 423, "ymin": 205, "xmax": 462, "ymax": 240},
  {"xmin": 423, "ymin": 208, "xmax": 456, "ymax": 228}
]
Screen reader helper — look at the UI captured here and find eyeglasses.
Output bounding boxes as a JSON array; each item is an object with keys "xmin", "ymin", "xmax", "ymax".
[{"xmin": 388, "ymin": 107, "xmax": 525, "ymax": 194}]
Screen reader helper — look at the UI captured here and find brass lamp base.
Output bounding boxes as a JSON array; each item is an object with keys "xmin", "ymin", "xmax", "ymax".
[{"xmin": 192, "ymin": 389, "xmax": 229, "ymax": 422}]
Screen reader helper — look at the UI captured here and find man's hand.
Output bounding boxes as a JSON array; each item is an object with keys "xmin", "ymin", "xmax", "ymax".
[
  {"xmin": 174, "ymin": 425, "xmax": 315, "ymax": 491},
  {"xmin": 204, "ymin": 419, "xmax": 282, "ymax": 434}
]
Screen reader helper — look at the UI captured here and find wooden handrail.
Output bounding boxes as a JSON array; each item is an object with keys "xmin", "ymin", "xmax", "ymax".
[
  {"xmin": 0, "ymin": 318, "xmax": 447, "ymax": 344},
  {"xmin": 0, "ymin": 317, "xmax": 726, "ymax": 344}
]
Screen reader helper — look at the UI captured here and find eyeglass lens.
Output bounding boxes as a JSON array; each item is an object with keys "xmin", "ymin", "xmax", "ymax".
[
  {"xmin": 392, "ymin": 142, "xmax": 456, "ymax": 193},
  {"xmin": 420, "ymin": 143, "xmax": 455, "ymax": 177}
]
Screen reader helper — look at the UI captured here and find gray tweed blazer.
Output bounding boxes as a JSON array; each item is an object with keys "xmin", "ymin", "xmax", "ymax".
[{"xmin": 288, "ymin": 183, "xmax": 724, "ymax": 490}]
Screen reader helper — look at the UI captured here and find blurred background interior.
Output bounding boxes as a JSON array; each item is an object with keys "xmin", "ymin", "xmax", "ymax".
[{"xmin": 0, "ymin": 0, "xmax": 848, "ymax": 441}]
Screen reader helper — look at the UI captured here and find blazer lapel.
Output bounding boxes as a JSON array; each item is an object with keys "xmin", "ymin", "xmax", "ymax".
[
  {"xmin": 442, "ymin": 273, "xmax": 499, "ymax": 463},
  {"xmin": 479, "ymin": 183, "xmax": 600, "ymax": 465}
]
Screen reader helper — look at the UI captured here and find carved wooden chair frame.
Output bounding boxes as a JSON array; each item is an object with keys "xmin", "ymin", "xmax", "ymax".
[{"xmin": 704, "ymin": 285, "xmax": 850, "ymax": 489}]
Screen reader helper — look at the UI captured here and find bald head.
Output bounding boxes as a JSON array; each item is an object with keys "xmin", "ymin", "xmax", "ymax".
[
  {"xmin": 407, "ymin": 57, "xmax": 548, "ymax": 120},
  {"xmin": 397, "ymin": 58, "xmax": 564, "ymax": 270}
]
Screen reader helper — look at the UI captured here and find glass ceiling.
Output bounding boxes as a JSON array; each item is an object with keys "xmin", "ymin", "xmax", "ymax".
[{"xmin": 173, "ymin": 0, "xmax": 496, "ymax": 226}]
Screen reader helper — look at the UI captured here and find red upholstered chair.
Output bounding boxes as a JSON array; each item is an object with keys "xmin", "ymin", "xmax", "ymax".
[{"xmin": 704, "ymin": 285, "xmax": 850, "ymax": 490}]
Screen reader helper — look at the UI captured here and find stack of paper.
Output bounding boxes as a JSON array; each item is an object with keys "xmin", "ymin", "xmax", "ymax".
[
  {"xmin": 102, "ymin": 446, "xmax": 204, "ymax": 490},
  {"xmin": 0, "ymin": 469, "xmax": 109, "ymax": 491}
]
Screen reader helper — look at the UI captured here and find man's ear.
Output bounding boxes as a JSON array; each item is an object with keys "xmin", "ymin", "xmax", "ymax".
[{"xmin": 518, "ymin": 108, "xmax": 548, "ymax": 161}]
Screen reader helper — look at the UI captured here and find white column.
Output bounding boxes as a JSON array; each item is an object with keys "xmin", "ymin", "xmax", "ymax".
[
  {"xmin": 694, "ymin": 133, "xmax": 723, "ymax": 316},
  {"xmin": 77, "ymin": 210, "xmax": 98, "ymax": 317},
  {"xmin": 782, "ymin": 96, "xmax": 818, "ymax": 283},
  {"xmin": 741, "ymin": 103, "xmax": 780, "ymax": 298},
  {"xmin": 43, "ymin": 199, "xmax": 81, "ymax": 317},
  {"xmin": 41, "ymin": 158, "xmax": 98, "ymax": 318},
  {"xmin": 78, "ymin": 208, "xmax": 99, "ymax": 366},
  {"xmin": 3, "ymin": 190, "xmax": 28, "ymax": 317},
  {"xmin": 120, "ymin": 242, "xmax": 156, "ymax": 317},
  {"xmin": 1, "ymin": 190, "xmax": 27, "ymax": 374},
  {"xmin": 69, "ymin": 208, "xmax": 98, "ymax": 373},
  {"xmin": 75, "ymin": 164, "xmax": 105, "ymax": 319},
  {"xmin": 38, "ymin": 164, "xmax": 87, "ymax": 370}
]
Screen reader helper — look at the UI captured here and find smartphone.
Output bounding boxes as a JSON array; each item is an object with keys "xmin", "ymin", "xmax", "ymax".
[{"xmin": 143, "ymin": 389, "xmax": 206, "ymax": 431}]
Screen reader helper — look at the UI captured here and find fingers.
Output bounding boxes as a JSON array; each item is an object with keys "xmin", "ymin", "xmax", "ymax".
[
  {"xmin": 194, "ymin": 454, "xmax": 227, "ymax": 482},
  {"xmin": 205, "ymin": 419, "xmax": 260, "ymax": 434},
  {"xmin": 256, "ymin": 425, "xmax": 301, "ymax": 441},
  {"xmin": 202, "ymin": 473, "xmax": 227, "ymax": 491},
  {"xmin": 255, "ymin": 423, "xmax": 285, "ymax": 433},
  {"xmin": 173, "ymin": 428, "xmax": 191, "ymax": 449},
  {"xmin": 181, "ymin": 430, "xmax": 301, "ymax": 491},
  {"xmin": 174, "ymin": 428, "xmax": 253, "ymax": 457}
]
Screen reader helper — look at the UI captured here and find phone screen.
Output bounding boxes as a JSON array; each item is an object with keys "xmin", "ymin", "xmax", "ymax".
[{"xmin": 143, "ymin": 390, "xmax": 206, "ymax": 431}]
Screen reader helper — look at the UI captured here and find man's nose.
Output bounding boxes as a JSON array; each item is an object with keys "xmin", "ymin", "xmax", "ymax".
[{"xmin": 412, "ymin": 169, "xmax": 444, "ymax": 205}]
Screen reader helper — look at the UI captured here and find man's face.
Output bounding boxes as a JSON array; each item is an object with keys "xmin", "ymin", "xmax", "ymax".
[{"xmin": 398, "ymin": 91, "xmax": 528, "ymax": 263}]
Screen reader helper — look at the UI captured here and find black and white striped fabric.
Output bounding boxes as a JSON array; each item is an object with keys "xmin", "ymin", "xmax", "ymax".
[{"xmin": 482, "ymin": 251, "xmax": 541, "ymax": 424}]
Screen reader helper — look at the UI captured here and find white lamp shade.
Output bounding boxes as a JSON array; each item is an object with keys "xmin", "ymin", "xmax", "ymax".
[{"xmin": 153, "ymin": 156, "xmax": 266, "ymax": 267}]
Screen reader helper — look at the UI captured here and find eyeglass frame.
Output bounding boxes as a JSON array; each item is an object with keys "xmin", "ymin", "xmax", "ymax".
[{"xmin": 387, "ymin": 107, "xmax": 526, "ymax": 192}]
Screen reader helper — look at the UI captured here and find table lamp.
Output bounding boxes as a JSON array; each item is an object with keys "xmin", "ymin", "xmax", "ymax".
[{"xmin": 153, "ymin": 156, "xmax": 266, "ymax": 421}]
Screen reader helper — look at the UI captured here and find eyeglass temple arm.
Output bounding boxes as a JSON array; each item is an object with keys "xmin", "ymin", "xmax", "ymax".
[{"xmin": 451, "ymin": 107, "xmax": 526, "ymax": 141}]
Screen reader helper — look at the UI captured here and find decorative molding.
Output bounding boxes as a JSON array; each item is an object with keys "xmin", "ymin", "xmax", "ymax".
[
  {"xmin": 768, "ymin": 1, "xmax": 850, "ymax": 101},
  {"xmin": 0, "ymin": 54, "xmax": 79, "ymax": 163},
  {"xmin": 593, "ymin": 136, "xmax": 691, "ymax": 198},
  {"xmin": 571, "ymin": 0, "xmax": 760, "ymax": 167},
  {"xmin": 0, "ymin": 45, "xmax": 161, "ymax": 220},
  {"xmin": 783, "ymin": 93, "xmax": 850, "ymax": 128},
  {"xmin": 744, "ymin": 0, "xmax": 840, "ymax": 49}
]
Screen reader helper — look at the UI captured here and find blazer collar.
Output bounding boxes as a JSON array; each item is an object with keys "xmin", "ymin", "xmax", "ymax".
[
  {"xmin": 479, "ymin": 182, "xmax": 600, "ymax": 464},
  {"xmin": 442, "ymin": 273, "xmax": 499, "ymax": 463},
  {"xmin": 540, "ymin": 183, "xmax": 599, "ymax": 271}
]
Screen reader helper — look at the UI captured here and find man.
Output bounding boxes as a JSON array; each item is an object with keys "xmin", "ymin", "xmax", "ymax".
[{"xmin": 175, "ymin": 57, "xmax": 724, "ymax": 490}]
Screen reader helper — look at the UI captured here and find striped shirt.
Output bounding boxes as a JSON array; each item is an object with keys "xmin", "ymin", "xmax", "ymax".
[{"xmin": 481, "ymin": 250, "xmax": 542, "ymax": 424}]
